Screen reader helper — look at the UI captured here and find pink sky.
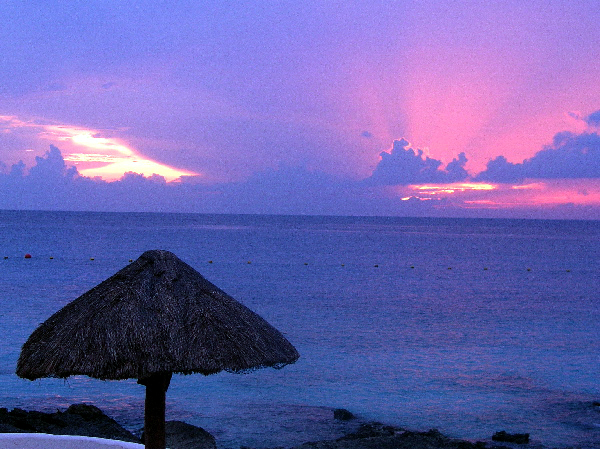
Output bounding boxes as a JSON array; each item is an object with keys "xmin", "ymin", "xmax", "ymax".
[{"xmin": 0, "ymin": 1, "xmax": 599, "ymax": 218}]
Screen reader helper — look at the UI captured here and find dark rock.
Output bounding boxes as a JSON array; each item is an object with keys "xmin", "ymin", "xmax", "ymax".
[
  {"xmin": 141, "ymin": 421, "xmax": 216, "ymax": 449},
  {"xmin": 0, "ymin": 403, "xmax": 139, "ymax": 443},
  {"xmin": 165, "ymin": 420, "xmax": 216, "ymax": 449},
  {"xmin": 290, "ymin": 425, "xmax": 485, "ymax": 449},
  {"xmin": 8, "ymin": 408, "xmax": 28, "ymax": 418},
  {"xmin": 0, "ymin": 404, "xmax": 220, "ymax": 449},
  {"xmin": 338, "ymin": 422, "xmax": 399, "ymax": 440},
  {"xmin": 333, "ymin": 409, "xmax": 355, "ymax": 421},
  {"xmin": 65, "ymin": 403, "xmax": 106, "ymax": 421},
  {"xmin": 491, "ymin": 431, "xmax": 530, "ymax": 444}
]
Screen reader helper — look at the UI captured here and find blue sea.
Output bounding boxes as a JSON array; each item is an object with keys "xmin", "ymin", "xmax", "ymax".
[{"xmin": 0, "ymin": 211, "xmax": 598, "ymax": 448}]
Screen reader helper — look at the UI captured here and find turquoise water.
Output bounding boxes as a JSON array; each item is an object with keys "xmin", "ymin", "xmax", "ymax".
[{"xmin": 0, "ymin": 211, "xmax": 598, "ymax": 448}]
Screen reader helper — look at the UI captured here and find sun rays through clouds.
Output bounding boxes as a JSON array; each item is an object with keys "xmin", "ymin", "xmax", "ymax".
[{"xmin": 0, "ymin": 115, "xmax": 198, "ymax": 182}]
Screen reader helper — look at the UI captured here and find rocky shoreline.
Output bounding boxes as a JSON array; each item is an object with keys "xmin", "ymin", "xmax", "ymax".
[
  {"xmin": 276, "ymin": 421, "xmax": 539, "ymax": 449},
  {"xmin": 0, "ymin": 404, "xmax": 573, "ymax": 449},
  {"xmin": 0, "ymin": 404, "xmax": 139, "ymax": 443}
]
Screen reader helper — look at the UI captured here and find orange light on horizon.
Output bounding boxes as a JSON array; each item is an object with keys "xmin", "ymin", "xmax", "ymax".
[
  {"xmin": 511, "ymin": 182, "xmax": 545, "ymax": 190},
  {"xmin": 401, "ymin": 196, "xmax": 433, "ymax": 201},
  {"xmin": 63, "ymin": 153, "xmax": 120, "ymax": 163},
  {"xmin": 462, "ymin": 180, "xmax": 600, "ymax": 208},
  {"xmin": 409, "ymin": 182, "xmax": 497, "ymax": 195},
  {"xmin": 396, "ymin": 179, "xmax": 600, "ymax": 211},
  {"xmin": 464, "ymin": 200, "xmax": 497, "ymax": 205},
  {"xmin": 0, "ymin": 116, "xmax": 199, "ymax": 182}
]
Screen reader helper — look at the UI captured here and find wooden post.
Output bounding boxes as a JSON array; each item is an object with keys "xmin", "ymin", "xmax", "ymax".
[{"xmin": 139, "ymin": 373, "xmax": 172, "ymax": 449}]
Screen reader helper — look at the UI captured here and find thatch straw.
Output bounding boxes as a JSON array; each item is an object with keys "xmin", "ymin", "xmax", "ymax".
[{"xmin": 17, "ymin": 250, "xmax": 299, "ymax": 381}]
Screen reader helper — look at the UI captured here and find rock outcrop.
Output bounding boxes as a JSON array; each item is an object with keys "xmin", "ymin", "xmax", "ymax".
[
  {"xmin": 289, "ymin": 423, "xmax": 485, "ymax": 449},
  {"xmin": 492, "ymin": 430, "xmax": 530, "ymax": 444},
  {"xmin": 165, "ymin": 420, "xmax": 217, "ymax": 449},
  {"xmin": 0, "ymin": 404, "xmax": 139, "ymax": 443},
  {"xmin": 333, "ymin": 409, "xmax": 356, "ymax": 421},
  {"xmin": 0, "ymin": 404, "xmax": 544, "ymax": 449},
  {"xmin": 0, "ymin": 404, "xmax": 217, "ymax": 449}
]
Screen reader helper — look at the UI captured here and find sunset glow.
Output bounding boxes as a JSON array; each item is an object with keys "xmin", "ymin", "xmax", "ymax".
[
  {"xmin": 391, "ymin": 179, "xmax": 600, "ymax": 214},
  {"xmin": 0, "ymin": 2, "xmax": 599, "ymax": 218},
  {"xmin": 0, "ymin": 116, "xmax": 198, "ymax": 182},
  {"xmin": 2, "ymin": 5, "xmax": 600, "ymax": 449},
  {"xmin": 410, "ymin": 183, "xmax": 497, "ymax": 195}
]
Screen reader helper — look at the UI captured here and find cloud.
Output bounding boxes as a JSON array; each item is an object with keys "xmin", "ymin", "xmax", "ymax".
[
  {"xmin": 214, "ymin": 165, "xmax": 359, "ymax": 215},
  {"xmin": 474, "ymin": 156, "xmax": 520, "ymax": 183},
  {"xmin": 2, "ymin": 144, "xmax": 599, "ymax": 220},
  {"xmin": 0, "ymin": 146, "xmax": 199, "ymax": 212},
  {"xmin": 586, "ymin": 110, "xmax": 600, "ymax": 127},
  {"xmin": 0, "ymin": 115, "xmax": 197, "ymax": 182},
  {"xmin": 9, "ymin": 161, "xmax": 26, "ymax": 177},
  {"xmin": 367, "ymin": 138, "xmax": 468, "ymax": 185},
  {"xmin": 0, "ymin": 145, "xmax": 447, "ymax": 216},
  {"xmin": 28, "ymin": 145, "xmax": 78, "ymax": 181},
  {"xmin": 476, "ymin": 132, "xmax": 600, "ymax": 182}
]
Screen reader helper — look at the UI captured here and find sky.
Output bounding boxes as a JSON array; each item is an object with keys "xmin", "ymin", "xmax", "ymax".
[{"xmin": 1, "ymin": 1, "xmax": 600, "ymax": 219}]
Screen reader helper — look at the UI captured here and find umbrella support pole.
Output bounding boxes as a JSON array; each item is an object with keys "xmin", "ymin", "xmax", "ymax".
[{"xmin": 140, "ymin": 373, "xmax": 172, "ymax": 449}]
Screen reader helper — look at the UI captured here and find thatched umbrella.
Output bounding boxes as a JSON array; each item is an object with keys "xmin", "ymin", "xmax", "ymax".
[{"xmin": 17, "ymin": 249, "xmax": 299, "ymax": 449}]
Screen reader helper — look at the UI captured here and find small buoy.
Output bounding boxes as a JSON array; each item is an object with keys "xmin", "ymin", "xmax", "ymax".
[
  {"xmin": 49, "ymin": 257, "xmax": 54, "ymax": 260},
  {"xmin": 374, "ymin": 264, "xmax": 379, "ymax": 267},
  {"xmin": 3, "ymin": 256, "xmax": 8, "ymax": 260},
  {"xmin": 304, "ymin": 262, "xmax": 308, "ymax": 266},
  {"xmin": 527, "ymin": 268, "xmax": 531, "ymax": 272},
  {"xmin": 566, "ymin": 269, "xmax": 571, "ymax": 272},
  {"xmin": 410, "ymin": 265, "xmax": 415, "ymax": 269},
  {"xmin": 208, "ymin": 260, "xmax": 213, "ymax": 264},
  {"xmin": 129, "ymin": 259, "xmax": 133, "ymax": 262},
  {"xmin": 24, "ymin": 254, "xmax": 32, "ymax": 259},
  {"xmin": 247, "ymin": 261, "xmax": 251, "ymax": 264},
  {"xmin": 341, "ymin": 263, "xmax": 345, "ymax": 267},
  {"xmin": 447, "ymin": 267, "xmax": 452, "ymax": 270},
  {"xmin": 483, "ymin": 267, "xmax": 488, "ymax": 271},
  {"xmin": 90, "ymin": 258, "xmax": 95, "ymax": 261}
]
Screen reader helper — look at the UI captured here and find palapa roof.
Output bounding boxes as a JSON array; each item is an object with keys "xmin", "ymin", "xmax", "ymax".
[{"xmin": 17, "ymin": 250, "xmax": 299, "ymax": 381}]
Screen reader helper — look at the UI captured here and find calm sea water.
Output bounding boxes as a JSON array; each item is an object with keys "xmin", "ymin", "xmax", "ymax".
[{"xmin": 0, "ymin": 211, "xmax": 598, "ymax": 448}]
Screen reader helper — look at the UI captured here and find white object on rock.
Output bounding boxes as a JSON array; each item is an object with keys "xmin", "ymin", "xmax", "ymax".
[{"xmin": 0, "ymin": 433, "xmax": 144, "ymax": 449}]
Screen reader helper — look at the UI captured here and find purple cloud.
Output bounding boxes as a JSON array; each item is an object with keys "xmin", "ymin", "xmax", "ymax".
[
  {"xmin": 368, "ymin": 139, "xmax": 468, "ymax": 185},
  {"xmin": 2, "ymin": 144, "xmax": 599, "ymax": 220},
  {"xmin": 586, "ymin": 110, "xmax": 600, "ymax": 126},
  {"xmin": 477, "ymin": 132, "xmax": 600, "ymax": 182},
  {"xmin": 28, "ymin": 145, "xmax": 78, "ymax": 181},
  {"xmin": 0, "ymin": 145, "xmax": 445, "ymax": 216}
]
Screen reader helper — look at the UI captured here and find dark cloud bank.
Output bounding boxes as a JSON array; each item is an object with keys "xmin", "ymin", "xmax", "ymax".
[
  {"xmin": 1, "ymin": 133, "xmax": 600, "ymax": 219},
  {"xmin": 0, "ymin": 146, "xmax": 422, "ymax": 216},
  {"xmin": 368, "ymin": 138, "xmax": 468, "ymax": 185},
  {"xmin": 477, "ymin": 132, "xmax": 600, "ymax": 183}
]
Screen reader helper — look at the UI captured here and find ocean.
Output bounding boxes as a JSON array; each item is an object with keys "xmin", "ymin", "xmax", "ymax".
[{"xmin": 0, "ymin": 211, "xmax": 598, "ymax": 448}]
